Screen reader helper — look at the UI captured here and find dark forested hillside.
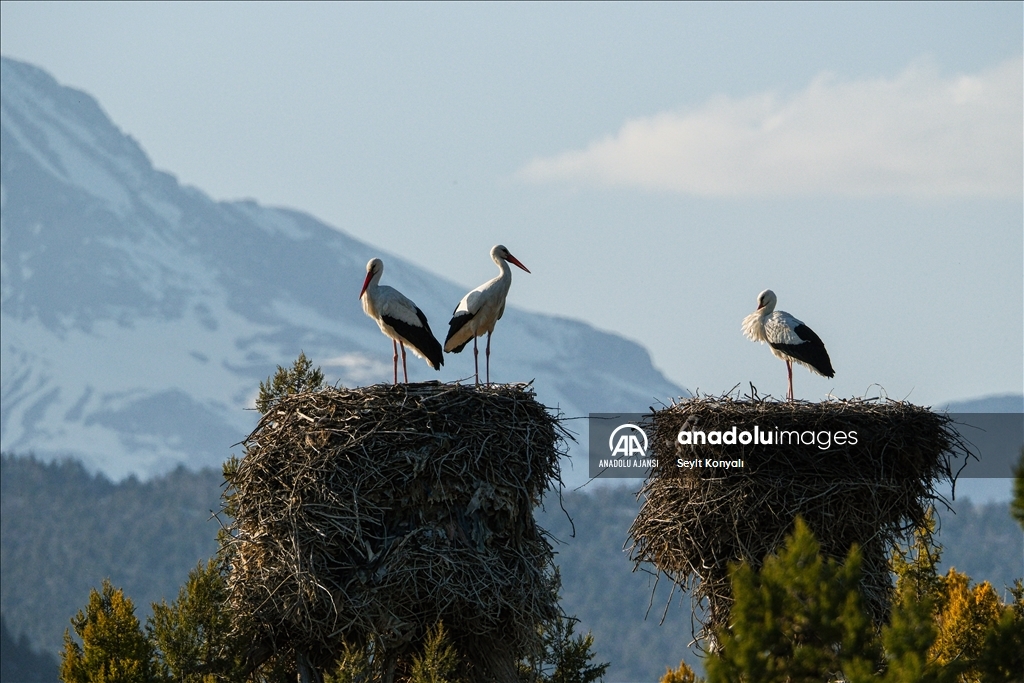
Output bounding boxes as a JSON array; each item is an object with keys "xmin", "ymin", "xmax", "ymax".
[
  {"xmin": 538, "ymin": 487, "xmax": 705, "ymax": 680},
  {"xmin": 1, "ymin": 454, "xmax": 1020, "ymax": 682},
  {"xmin": 0, "ymin": 455, "xmax": 222, "ymax": 659},
  {"xmin": 934, "ymin": 494, "xmax": 1024, "ymax": 594},
  {"xmin": 0, "ymin": 615, "xmax": 58, "ymax": 683}
]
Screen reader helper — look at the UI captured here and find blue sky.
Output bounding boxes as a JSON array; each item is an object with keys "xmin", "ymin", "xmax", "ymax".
[{"xmin": 1, "ymin": 1, "xmax": 1022, "ymax": 407}]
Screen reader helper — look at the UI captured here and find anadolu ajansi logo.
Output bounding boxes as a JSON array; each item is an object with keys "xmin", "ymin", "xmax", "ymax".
[
  {"xmin": 591, "ymin": 415, "xmax": 658, "ymax": 475},
  {"xmin": 609, "ymin": 423, "xmax": 649, "ymax": 458}
]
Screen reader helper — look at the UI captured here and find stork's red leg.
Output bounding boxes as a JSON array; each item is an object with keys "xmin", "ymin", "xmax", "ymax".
[
  {"xmin": 786, "ymin": 360, "xmax": 793, "ymax": 401},
  {"xmin": 473, "ymin": 336, "xmax": 480, "ymax": 386},
  {"xmin": 392, "ymin": 339, "xmax": 399, "ymax": 385},
  {"xmin": 485, "ymin": 331, "xmax": 492, "ymax": 385},
  {"xmin": 400, "ymin": 342, "xmax": 408, "ymax": 383}
]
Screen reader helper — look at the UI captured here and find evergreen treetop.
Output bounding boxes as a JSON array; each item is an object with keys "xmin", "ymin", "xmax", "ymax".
[{"xmin": 256, "ymin": 352, "xmax": 325, "ymax": 414}]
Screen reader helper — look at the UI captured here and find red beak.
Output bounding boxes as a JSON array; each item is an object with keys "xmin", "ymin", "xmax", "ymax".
[
  {"xmin": 359, "ymin": 271, "xmax": 373, "ymax": 299},
  {"xmin": 506, "ymin": 253, "xmax": 531, "ymax": 274}
]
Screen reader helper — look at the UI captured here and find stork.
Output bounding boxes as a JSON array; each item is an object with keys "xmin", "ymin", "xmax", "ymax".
[
  {"xmin": 742, "ymin": 289, "xmax": 834, "ymax": 401},
  {"xmin": 359, "ymin": 258, "xmax": 443, "ymax": 384},
  {"xmin": 444, "ymin": 244, "xmax": 530, "ymax": 385}
]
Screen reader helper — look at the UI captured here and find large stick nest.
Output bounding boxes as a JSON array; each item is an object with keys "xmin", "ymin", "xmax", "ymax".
[
  {"xmin": 223, "ymin": 381, "xmax": 567, "ymax": 678},
  {"xmin": 628, "ymin": 394, "xmax": 969, "ymax": 645}
]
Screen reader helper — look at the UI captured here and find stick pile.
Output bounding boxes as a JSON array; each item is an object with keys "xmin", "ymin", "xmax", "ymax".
[
  {"xmin": 223, "ymin": 381, "xmax": 566, "ymax": 679},
  {"xmin": 628, "ymin": 394, "xmax": 967, "ymax": 644}
]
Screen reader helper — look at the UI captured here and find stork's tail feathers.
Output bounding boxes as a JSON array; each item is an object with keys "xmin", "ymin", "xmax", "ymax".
[
  {"xmin": 414, "ymin": 319, "xmax": 444, "ymax": 370},
  {"xmin": 381, "ymin": 313, "xmax": 444, "ymax": 371},
  {"xmin": 422, "ymin": 337, "xmax": 444, "ymax": 370},
  {"xmin": 444, "ymin": 312, "xmax": 475, "ymax": 353}
]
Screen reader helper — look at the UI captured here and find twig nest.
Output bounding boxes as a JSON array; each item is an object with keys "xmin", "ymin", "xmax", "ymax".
[
  {"xmin": 224, "ymin": 381, "xmax": 566, "ymax": 677},
  {"xmin": 628, "ymin": 395, "xmax": 967, "ymax": 644}
]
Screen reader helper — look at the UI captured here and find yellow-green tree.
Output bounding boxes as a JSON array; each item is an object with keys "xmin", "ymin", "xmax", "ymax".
[
  {"xmin": 972, "ymin": 580, "xmax": 1024, "ymax": 682},
  {"xmin": 60, "ymin": 580, "xmax": 156, "ymax": 683},
  {"xmin": 878, "ymin": 582, "xmax": 955, "ymax": 683},
  {"xmin": 660, "ymin": 660, "xmax": 701, "ymax": 683},
  {"xmin": 890, "ymin": 510, "xmax": 1023, "ymax": 683},
  {"xmin": 929, "ymin": 570, "xmax": 1003, "ymax": 675},
  {"xmin": 409, "ymin": 623, "xmax": 461, "ymax": 683},
  {"xmin": 322, "ymin": 641, "xmax": 372, "ymax": 683},
  {"xmin": 148, "ymin": 560, "xmax": 245, "ymax": 682},
  {"xmin": 699, "ymin": 513, "xmax": 1021, "ymax": 683}
]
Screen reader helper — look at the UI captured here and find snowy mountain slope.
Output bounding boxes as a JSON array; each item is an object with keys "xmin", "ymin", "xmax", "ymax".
[{"xmin": 0, "ymin": 56, "xmax": 686, "ymax": 484}]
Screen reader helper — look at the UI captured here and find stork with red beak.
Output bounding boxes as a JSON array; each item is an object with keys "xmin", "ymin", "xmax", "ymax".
[
  {"xmin": 742, "ymin": 289, "xmax": 834, "ymax": 400},
  {"xmin": 444, "ymin": 244, "xmax": 530, "ymax": 385},
  {"xmin": 359, "ymin": 258, "xmax": 443, "ymax": 384}
]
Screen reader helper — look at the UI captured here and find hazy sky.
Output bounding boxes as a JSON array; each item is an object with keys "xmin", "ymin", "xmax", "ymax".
[{"xmin": 2, "ymin": 1, "xmax": 1022, "ymax": 406}]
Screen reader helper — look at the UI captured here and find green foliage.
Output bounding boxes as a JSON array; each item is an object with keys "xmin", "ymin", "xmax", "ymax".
[
  {"xmin": 148, "ymin": 560, "xmax": 244, "ymax": 682},
  {"xmin": 1012, "ymin": 448, "xmax": 1024, "ymax": 532},
  {"xmin": 972, "ymin": 580, "xmax": 1024, "ymax": 682},
  {"xmin": 256, "ymin": 352, "xmax": 324, "ymax": 413},
  {"xmin": 877, "ymin": 511, "xmax": 959, "ymax": 682},
  {"xmin": 60, "ymin": 580, "xmax": 156, "ymax": 683},
  {"xmin": 878, "ymin": 582, "xmax": 950, "ymax": 683},
  {"xmin": 218, "ymin": 455, "xmax": 241, "ymax": 557},
  {"xmin": 520, "ymin": 615, "xmax": 609, "ymax": 683},
  {"xmin": 322, "ymin": 641, "xmax": 372, "ymax": 683},
  {"xmin": 930, "ymin": 569, "xmax": 1003, "ymax": 677},
  {"xmin": 701, "ymin": 513, "xmax": 1024, "ymax": 683},
  {"xmin": 409, "ymin": 623, "xmax": 461, "ymax": 683},
  {"xmin": 891, "ymin": 511, "xmax": 944, "ymax": 605},
  {"xmin": 705, "ymin": 518, "xmax": 880, "ymax": 683},
  {"xmin": 16, "ymin": 462, "xmax": 1024, "ymax": 683},
  {"xmin": 889, "ymin": 515, "xmax": 1023, "ymax": 683}
]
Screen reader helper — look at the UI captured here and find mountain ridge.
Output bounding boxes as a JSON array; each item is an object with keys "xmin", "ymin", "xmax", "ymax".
[{"xmin": 1, "ymin": 55, "xmax": 686, "ymax": 485}]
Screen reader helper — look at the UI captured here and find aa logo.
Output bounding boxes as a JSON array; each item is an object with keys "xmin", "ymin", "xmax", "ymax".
[{"xmin": 608, "ymin": 424, "xmax": 649, "ymax": 458}]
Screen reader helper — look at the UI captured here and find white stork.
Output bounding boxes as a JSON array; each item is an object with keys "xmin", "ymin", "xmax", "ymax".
[
  {"xmin": 742, "ymin": 289, "xmax": 834, "ymax": 401},
  {"xmin": 444, "ymin": 244, "xmax": 530, "ymax": 385},
  {"xmin": 359, "ymin": 258, "xmax": 443, "ymax": 384}
]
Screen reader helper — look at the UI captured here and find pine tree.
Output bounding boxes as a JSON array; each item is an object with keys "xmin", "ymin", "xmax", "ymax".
[
  {"xmin": 888, "ymin": 512, "xmax": 1022, "ymax": 683},
  {"xmin": 704, "ymin": 518, "xmax": 880, "ymax": 683},
  {"xmin": 972, "ymin": 580, "xmax": 1024, "ymax": 682},
  {"xmin": 256, "ymin": 351, "xmax": 325, "ymax": 413},
  {"xmin": 148, "ymin": 560, "xmax": 244, "ymax": 682},
  {"xmin": 660, "ymin": 659, "xmax": 702, "ymax": 683},
  {"xmin": 60, "ymin": 580, "xmax": 156, "ymax": 683},
  {"xmin": 541, "ymin": 618, "xmax": 608, "ymax": 683},
  {"xmin": 322, "ymin": 641, "xmax": 372, "ymax": 683},
  {"xmin": 518, "ymin": 614, "xmax": 609, "ymax": 683},
  {"xmin": 890, "ymin": 511, "xmax": 943, "ymax": 606},
  {"xmin": 929, "ymin": 570, "xmax": 1003, "ymax": 677},
  {"xmin": 409, "ymin": 623, "xmax": 461, "ymax": 683},
  {"xmin": 666, "ymin": 505, "xmax": 1021, "ymax": 682},
  {"xmin": 878, "ymin": 581, "xmax": 952, "ymax": 683},
  {"xmin": 1, "ymin": 615, "xmax": 60, "ymax": 682}
]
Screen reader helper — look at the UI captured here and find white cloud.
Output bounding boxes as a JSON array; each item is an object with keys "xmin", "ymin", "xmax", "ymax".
[{"xmin": 520, "ymin": 57, "xmax": 1023, "ymax": 198}]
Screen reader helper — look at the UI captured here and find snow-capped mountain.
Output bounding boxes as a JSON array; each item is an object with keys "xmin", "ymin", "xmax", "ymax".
[{"xmin": 0, "ymin": 56, "xmax": 686, "ymax": 485}]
